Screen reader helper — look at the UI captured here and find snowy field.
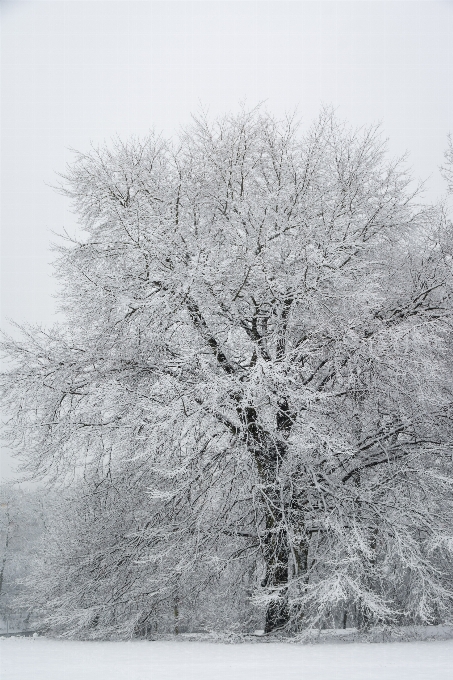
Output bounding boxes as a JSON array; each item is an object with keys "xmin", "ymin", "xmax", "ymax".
[{"xmin": 1, "ymin": 637, "xmax": 452, "ymax": 680}]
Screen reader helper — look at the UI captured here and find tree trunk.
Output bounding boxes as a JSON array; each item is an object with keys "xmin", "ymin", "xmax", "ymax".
[
  {"xmin": 0, "ymin": 512, "xmax": 11, "ymax": 601},
  {"xmin": 261, "ymin": 505, "xmax": 290, "ymax": 633},
  {"xmin": 242, "ymin": 404, "xmax": 297, "ymax": 633},
  {"xmin": 173, "ymin": 595, "xmax": 179, "ymax": 635},
  {"xmin": 242, "ymin": 408, "xmax": 290, "ymax": 633}
]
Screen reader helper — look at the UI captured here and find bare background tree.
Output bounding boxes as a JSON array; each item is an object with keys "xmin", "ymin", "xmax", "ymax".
[{"xmin": 0, "ymin": 486, "xmax": 44, "ymax": 632}]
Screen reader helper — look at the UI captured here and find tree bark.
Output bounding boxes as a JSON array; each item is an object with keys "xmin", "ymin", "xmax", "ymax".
[
  {"xmin": 241, "ymin": 404, "xmax": 296, "ymax": 632},
  {"xmin": 261, "ymin": 513, "xmax": 290, "ymax": 633}
]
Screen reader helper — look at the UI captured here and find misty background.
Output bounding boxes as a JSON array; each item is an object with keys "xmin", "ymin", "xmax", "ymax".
[{"xmin": 1, "ymin": 0, "xmax": 452, "ymax": 480}]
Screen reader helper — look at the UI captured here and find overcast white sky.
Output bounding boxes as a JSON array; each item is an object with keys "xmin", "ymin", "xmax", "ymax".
[{"xmin": 1, "ymin": 0, "xmax": 453, "ymax": 479}]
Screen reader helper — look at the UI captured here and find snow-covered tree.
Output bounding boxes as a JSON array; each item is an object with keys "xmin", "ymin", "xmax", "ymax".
[
  {"xmin": 2, "ymin": 108, "xmax": 453, "ymax": 635},
  {"xmin": 0, "ymin": 486, "xmax": 45, "ymax": 631},
  {"xmin": 442, "ymin": 134, "xmax": 453, "ymax": 195},
  {"xmin": 26, "ymin": 468, "xmax": 259, "ymax": 638}
]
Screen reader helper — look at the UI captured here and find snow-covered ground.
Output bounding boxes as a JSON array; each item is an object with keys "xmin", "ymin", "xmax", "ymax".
[{"xmin": 1, "ymin": 637, "xmax": 452, "ymax": 680}]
